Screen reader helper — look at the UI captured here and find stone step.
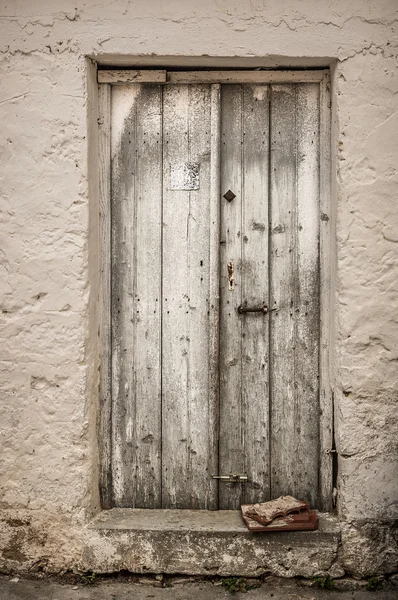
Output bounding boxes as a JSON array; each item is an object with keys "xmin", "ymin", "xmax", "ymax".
[{"xmin": 83, "ymin": 509, "xmax": 341, "ymax": 578}]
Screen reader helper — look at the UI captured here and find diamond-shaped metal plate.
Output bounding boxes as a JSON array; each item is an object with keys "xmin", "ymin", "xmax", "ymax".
[{"xmin": 223, "ymin": 189, "xmax": 236, "ymax": 202}]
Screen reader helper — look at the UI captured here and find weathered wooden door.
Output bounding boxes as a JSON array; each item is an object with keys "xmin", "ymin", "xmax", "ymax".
[{"xmin": 100, "ymin": 71, "xmax": 332, "ymax": 511}]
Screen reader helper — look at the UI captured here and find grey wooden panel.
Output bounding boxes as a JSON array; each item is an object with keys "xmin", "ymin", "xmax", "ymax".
[
  {"xmin": 295, "ymin": 84, "xmax": 321, "ymax": 505},
  {"xmin": 219, "ymin": 85, "xmax": 271, "ymax": 509},
  {"xmin": 162, "ymin": 84, "xmax": 217, "ymax": 509},
  {"xmin": 241, "ymin": 85, "xmax": 270, "ymax": 504},
  {"xmin": 111, "ymin": 84, "xmax": 162, "ymax": 507},
  {"xmin": 100, "ymin": 70, "xmax": 325, "ymax": 85},
  {"xmin": 270, "ymin": 84, "xmax": 320, "ymax": 506},
  {"xmin": 208, "ymin": 84, "xmax": 222, "ymax": 505},
  {"xmin": 319, "ymin": 72, "xmax": 333, "ymax": 511},
  {"xmin": 168, "ymin": 71, "xmax": 325, "ymax": 84},
  {"xmin": 99, "ymin": 70, "xmax": 167, "ymax": 84},
  {"xmin": 219, "ymin": 85, "xmax": 244, "ymax": 509},
  {"xmin": 98, "ymin": 83, "xmax": 112, "ymax": 508}
]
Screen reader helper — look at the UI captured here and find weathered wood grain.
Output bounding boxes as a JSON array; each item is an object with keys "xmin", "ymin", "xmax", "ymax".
[
  {"xmin": 104, "ymin": 76, "xmax": 330, "ymax": 511},
  {"xmin": 319, "ymin": 72, "xmax": 333, "ymax": 511},
  {"xmin": 240, "ymin": 85, "xmax": 270, "ymax": 504},
  {"xmin": 219, "ymin": 85, "xmax": 271, "ymax": 509},
  {"xmin": 99, "ymin": 70, "xmax": 167, "ymax": 84},
  {"xmin": 99, "ymin": 70, "xmax": 325, "ymax": 85},
  {"xmin": 168, "ymin": 71, "xmax": 324, "ymax": 84},
  {"xmin": 98, "ymin": 83, "xmax": 112, "ymax": 508},
  {"xmin": 161, "ymin": 84, "xmax": 217, "ymax": 509},
  {"xmin": 270, "ymin": 83, "xmax": 320, "ymax": 506},
  {"xmin": 219, "ymin": 85, "xmax": 244, "ymax": 509},
  {"xmin": 208, "ymin": 84, "xmax": 222, "ymax": 506},
  {"xmin": 111, "ymin": 84, "xmax": 162, "ymax": 507}
]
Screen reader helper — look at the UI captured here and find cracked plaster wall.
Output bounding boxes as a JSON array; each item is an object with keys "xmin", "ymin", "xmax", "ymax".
[{"xmin": 0, "ymin": 0, "xmax": 397, "ymax": 579}]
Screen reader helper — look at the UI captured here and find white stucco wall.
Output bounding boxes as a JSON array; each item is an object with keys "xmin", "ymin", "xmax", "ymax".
[{"xmin": 0, "ymin": 0, "xmax": 397, "ymax": 578}]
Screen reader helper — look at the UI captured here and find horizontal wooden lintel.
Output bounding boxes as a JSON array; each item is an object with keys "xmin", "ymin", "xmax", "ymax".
[
  {"xmin": 98, "ymin": 69, "xmax": 326, "ymax": 85},
  {"xmin": 98, "ymin": 70, "xmax": 167, "ymax": 83},
  {"xmin": 167, "ymin": 70, "xmax": 325, "ymax": 84}
]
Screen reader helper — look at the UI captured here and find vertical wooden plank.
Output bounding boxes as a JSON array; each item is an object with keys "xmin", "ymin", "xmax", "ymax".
[
  {"xmin": 111, "ymin": 84, "xmax": 162, "ymax": 507},
  {"xmin": 209, "ymin": 84, "xmax": 221, "ymax": 507},
  {"xmin": 269, "ymin": 85, "xmax": 297, "ymax": 503},
  {"xmin": 219, "ymin": 85, "xmax": 244, "ymax": 509},
  {"xmin": 241, "ymin": 84, "xmax": 270, "ymax": 504},
  {"xmin": 270, "ymin": 84, "xmax": 320, "ymax": 506},
  {"xmin": 295, "ymin": 83, "xmax": 321, "ymax": 506},
  {"xmin": 111, "ymin": 84, "xmax": 139, "ymax": 506},
  {"xmin": 162, "ymin": 84, "xmax": 217, "ymax": 509},
  {"xmin": 319, "ymin": 71, "xmax": 333, "ymax": 511},
  {"xmin": 98, "ymin": 83, "xmax": 112, "ymax": 508},
  {"xmin": 132, "ymin": 85, "xmax": 163, "ymax": 508},
  {"xmin": 219, "ymin": 85, "xmax": 271, "ymax": 509}
]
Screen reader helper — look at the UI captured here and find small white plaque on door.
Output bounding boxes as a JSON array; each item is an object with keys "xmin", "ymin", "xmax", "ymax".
[{"xmin": 170, "ymin": 163, "xmax": 200, "ymax": 190}]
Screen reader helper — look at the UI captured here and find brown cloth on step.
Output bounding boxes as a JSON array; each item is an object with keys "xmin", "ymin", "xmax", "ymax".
[{"xmin": 241, "ymin": 495, "xmax": 319, "ymax": 532}]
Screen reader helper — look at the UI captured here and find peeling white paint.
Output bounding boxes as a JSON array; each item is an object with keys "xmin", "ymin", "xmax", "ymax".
[
  {"xmin": 170, "ymin": 162, "xmax": 200, "ymax": 190},
  {"xmin": 111, "ymin": 85, "xmax": 141, "ymax": 158}
]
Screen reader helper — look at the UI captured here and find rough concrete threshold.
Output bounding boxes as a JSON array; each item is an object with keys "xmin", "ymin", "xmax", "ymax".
[{"xmin": 82, "ymin": 510, "xmax": 341, "ymax": 578}]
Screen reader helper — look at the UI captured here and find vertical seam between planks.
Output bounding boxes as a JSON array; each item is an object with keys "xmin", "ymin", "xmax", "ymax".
[
  {"xmin": 217, "ymin": 85, "xmax": 223, "ymax": 510},
  {"xmin": 107, "ymin": 86, "xmax": 115, "ymax": 507},
  {"xmin": 132, "ymin": 88, "xmax": 139, "ymax": 507},
  {"xmin": 210, "ymin": 84, "xmax": 221, "ymax": 510},
  {"xmin": 160, "ymin": 85, "xmax": 164, "ymax": 508},
  {"xmin": 216, "ymin": 86, "xmax": 221, "ymax": 510},
  {"xmin": 109, "ymin": 86, "xmax": 114, "ymax": 506},
  {"xmin": 317, "ymin": 81, "xmax": 322, "ymax": 502},
  {"xmin": 268, "ymin": 85, "xmax": 273, "ymax": 499},
  {"xmin": 294, "ymin": 84, "xmax": 298, "ymax": 474},
  {"xmin": 240, "ymin": 84, "xmax": 245, "ymax": 502},
  {"xmin": 187, "ymin": 85, "xmax": 192, "ymax": 495}
]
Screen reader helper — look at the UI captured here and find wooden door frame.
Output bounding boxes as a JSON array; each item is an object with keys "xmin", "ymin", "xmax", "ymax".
[{"xmin": 96, "ymin": 69, "xmax": 333, "ymax": 511}]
